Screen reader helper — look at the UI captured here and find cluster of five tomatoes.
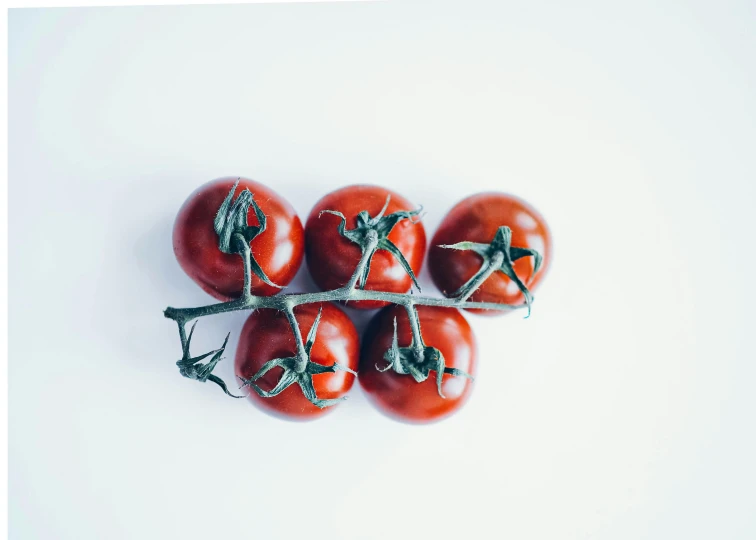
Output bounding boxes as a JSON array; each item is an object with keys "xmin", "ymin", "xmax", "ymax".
[{"xmin": 172, "ymin": 178, "xmax": 552, "ymax": 423}]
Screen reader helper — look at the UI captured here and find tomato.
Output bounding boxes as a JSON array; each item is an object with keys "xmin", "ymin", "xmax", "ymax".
[
  {"xmin": 304, "ymin": 185, "xmax": 426, "ymax": 309},
  {"xmin": 359, "ymin": 305, "xmax": 476, "ymax": 423},
  {"xmin": 173, "ymin": 177, "xmax": 304, "ymax": 301},
  {"xmin": 428, "ymin": 193, "xmax": 552, "ymax": 315},
  {"xmin": 235, "ymin": 302, "xmax": 359, "ymax": 420}
]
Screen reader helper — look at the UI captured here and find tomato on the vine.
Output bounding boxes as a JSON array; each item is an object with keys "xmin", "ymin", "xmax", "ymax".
[
  {"xmin": 359, "ymin": 305, "xmax": 477, "ymax": 423},
  {"xmin": 428, "ymin": 193, "xmax": 552, "ymax": 314},
  {"xmin": 173, "ymin": 177, "xmax": 304, "ymax": 301},
  {"xmin": 304, "ymin": 185, "xmax": 426, "ymax": 309},
  {"xmin": 235, "ymin": 302, "xmax": 359, "ymax": 420}
]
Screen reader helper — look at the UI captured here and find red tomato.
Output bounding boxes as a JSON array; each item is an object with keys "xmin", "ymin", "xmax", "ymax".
[
  {"xmin": 359, "ymin": 305, "xmax": 476, "ymax": 424},
  {"xmin": 173, "ymin": 177, "xmax": 304, "ymax": 301},
  {"xmin": 235, "ymin": 302, "xmax": 359, "ymax": 420},
  {"xmin": 304, "ymin": 185, "xmax": 427, "ymax": 309},
  {"xmin": 428, "ymin": 193, "xmax": 552, "ymax": 315}
]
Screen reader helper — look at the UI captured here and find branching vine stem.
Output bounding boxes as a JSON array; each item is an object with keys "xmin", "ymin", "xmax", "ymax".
[
  {"xmin": 164, "ymin": 239, "xmax": 528, "ymax": 358},
  {"xmin": 163, "ymin": 254, "xmax": 528, "ymax": 327},
  {"xmin": 164, "ymin": 235, "xmax": 528, "ymax": 370}
]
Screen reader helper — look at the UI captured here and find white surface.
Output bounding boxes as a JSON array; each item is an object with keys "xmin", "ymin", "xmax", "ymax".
[{"xmin": 8, "ymin": 2, "xmax": 756, "ymax": 539}]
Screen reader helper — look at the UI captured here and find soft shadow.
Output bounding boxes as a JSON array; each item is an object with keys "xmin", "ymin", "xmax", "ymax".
[{"xmin": 132, "ymin": 212, "xmax": 211, "ymax": 306}]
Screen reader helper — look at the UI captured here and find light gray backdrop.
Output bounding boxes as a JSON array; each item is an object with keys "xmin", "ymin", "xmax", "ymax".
[{"xmin": 9, "ymin": 2, "xmax": 755, "ymax": 539}]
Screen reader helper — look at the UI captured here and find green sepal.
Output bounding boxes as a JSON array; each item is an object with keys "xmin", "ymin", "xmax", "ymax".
[
  {"xmin": 440, "ymin": 225, "xmax": 543, "ymax": 317},
  {"xmin": 176, "ymin": 321, "xmax": 244, "ymax": 398},
  {"xmin": 438, "ymin": 240, "xmax": 490, "ymax": 258},
  {"xmin": 238, "ymin": 309, "xmax": 356, "ymax": 409},
  {"xmin": 377, "ymin": 238, "xmax": 421, "ymax": 291},
  {"xmin": 510, "ymin": 246, "xmax": 543, "ymax": 278},
  {"xmin": 377, "ymin": 317, "xmax": 473, "ymax": 398},
  {"xmin": 319, "ymin": 196, "xmax": 423, "ymax": 291},
  {"xmin": 304, "ymin": 307, "xmax": 323, "ymax": 354},
  {"xmin": 213, "ymin": 179, "xmax": 282, "ymax": 290},
  {"xmin": 377, "ymin": 317, "xmax": 401, "ymax": 373},
  {"xmin": 247, "ymin": 356, "xmax": 297, "ymax": 383}
]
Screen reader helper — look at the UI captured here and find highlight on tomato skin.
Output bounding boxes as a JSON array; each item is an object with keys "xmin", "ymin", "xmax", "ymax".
[
  {"xmin": 172, "ymin": 177, "xmax": 305, "ymax": 301},
  {"xmin": 358, "ymin": 305, "xmax": 477, "ymax": 424},
  {"xmin": 304, "ymin": 185, "xmax": 427, "ymax": 310},
  {"xmin": 428, "ymin": 192, "xmax": 552, "ymax": 315},
  {"xmin": 234, "ymin": 302, "xmax": 360, "ymax": 421}
]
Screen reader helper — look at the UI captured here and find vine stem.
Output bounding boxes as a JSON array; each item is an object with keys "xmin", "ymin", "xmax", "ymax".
[
  {"xmin": 404, "ymin": 302, "xmax": 425, "ymax": 361},
  {"xmin": 164, "ymin": 286, "xmax": 527, "ymax": 325},
  {"xmin": 456, "ymin": 250, "xmax": 505, "ymax": 302},
  {"xmin": 344, "ymin": 229, "xmax": 379, "ymax": 292},
  {"xmin": 164, "ymin": 219, "xmax": 529, "ymax": 332},
  {"xmin": 234, "ymin": 232, "xmax": 254, "ymax": 300}
]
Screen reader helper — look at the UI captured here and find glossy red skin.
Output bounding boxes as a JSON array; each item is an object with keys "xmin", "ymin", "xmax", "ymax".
[
  {"xmin": 429, "ymin": 193, "xmax": 552, "ymax": 315},
  {"xmin": 359, "ymin": 305, "xmax": 477, "ymax": 424},
  {"xmin": 173, "ymin": 177, "xmax": 304, "ymax": 301},
  {"xmin": 305, "ymin": 185, "xmax": 427, "ymax": 309},
  {"xmin": 235, "ymin": 302, "xmax": 359, "ymax": 421}
]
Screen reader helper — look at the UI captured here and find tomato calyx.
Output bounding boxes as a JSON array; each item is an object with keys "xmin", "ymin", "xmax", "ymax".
[
  {"xmin": 176, "ymin": 321, "xmax": 244, "ymax": 398},
  {"xmin": 319, "ymin": 195, "xmax": 424, "ymax": 291},
  {"xmin": 238, "ymin": 307, "xmax": 357, "ymax": 409},
  {"xmin": 440, "ymin": 226, "xmax": 543, "ymax": 316},
  {"xmin": 214, "ymin": 179, "xmax": 282, "ymax": 291},
  {"xmin": 378, "ymin": 311, "xmax": 473, "ymax": 398}
]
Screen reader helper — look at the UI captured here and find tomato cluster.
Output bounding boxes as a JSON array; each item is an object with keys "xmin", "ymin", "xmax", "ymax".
[{"xmin": 172, "ymin": 177, "xmax": 551, "ymax": 423}]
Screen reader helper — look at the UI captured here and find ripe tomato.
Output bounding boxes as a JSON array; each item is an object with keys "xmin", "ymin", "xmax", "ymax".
[
  {"xmin": 235, "ymin": 302, "xmax": 359, "ymax": 420},
  {"xmin": 304, "ymin": 185, "xmax": 426, "ymax": 309},
  {"xmin": 359, "ymin": 305, "xmax": 476, "ymax": 423},
  {"xmin": 428, "ymin": 193, "xmax": 552, "ymax": 315},
  {"xmin": 173, "ymin": 177, "xmax": 304, "ymax": 301}
]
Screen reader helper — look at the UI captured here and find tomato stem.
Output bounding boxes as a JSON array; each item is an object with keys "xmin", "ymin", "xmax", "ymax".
[
  {"xmin": 319, "ymin": 195, "xmax": 423, "ymax": 292},
  {"xmin": 344, "ymin": 229, "xmax": 379, "ymax": 292},
  {"xmin": 378, "ymin": 312, "xmax": 473, "ymax": 399},
  {"xmin": 455, "ymin": 250, "xmax": 504, "ymax": 302},
  {"xmin": 404, "ymin": 303, "xmax": 426, "ymax": 362},
  {"xmin": 235, "ymin": 233, "xmax": 254, "ymax": 300},
  {"xmin": 284, "ymin": 305, "xmax": 309, "ymax": 373},
  {"xmin": 237, "ymin": 306, "xmax": 357, "ymax": 408},
  {"xmin": 439, "ymin": 226, "xmax": 542, "ymax": 317},
  {"xmin": 164, "ymin": 286, "xmax": 528, "ymax": 324}
]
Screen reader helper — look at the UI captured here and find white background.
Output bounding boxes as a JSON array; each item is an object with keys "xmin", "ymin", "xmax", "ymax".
[{"xmin": 8, "ymin": 2, "xmax": 756, "ymax": 539}]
